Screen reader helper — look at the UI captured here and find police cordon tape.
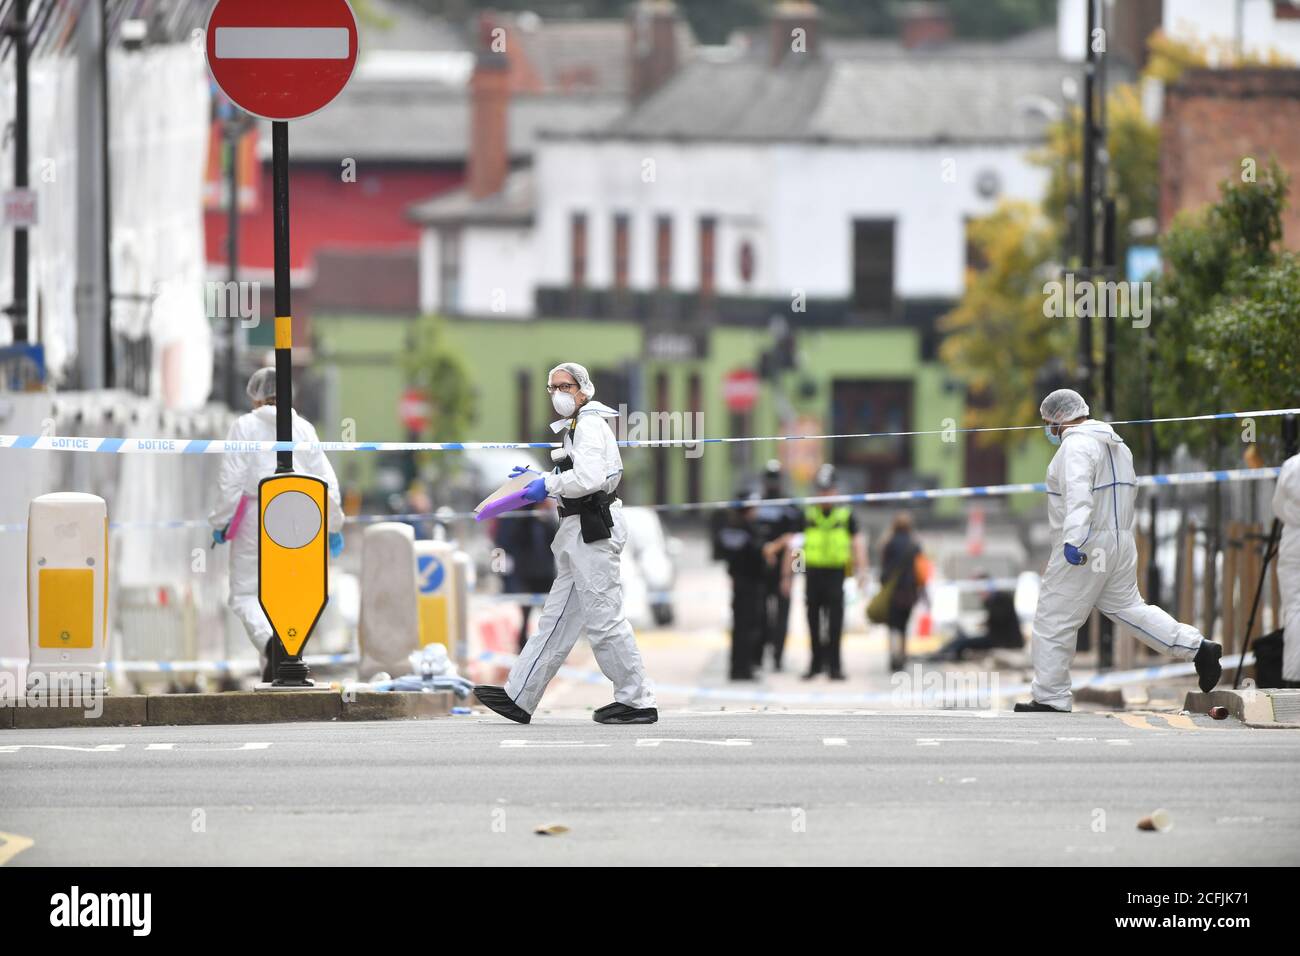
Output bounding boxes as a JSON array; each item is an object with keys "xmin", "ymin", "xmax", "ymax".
[
  {"xmin": 0, "ymin": 651, "xmax": 1252, "ymax": 706},
  {"xmin": 0, "ymin": 464, "xmax": 1283, "ymax": 534},
  {"xmin": 1, "ymin": 406, "xmax": 1297, "ymax": 455}
]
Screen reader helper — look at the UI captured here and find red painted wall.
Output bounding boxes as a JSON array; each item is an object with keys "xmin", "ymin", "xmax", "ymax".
[{"xmin": 204, "ymin": 162, "xmax": 463, "ymax": 272}]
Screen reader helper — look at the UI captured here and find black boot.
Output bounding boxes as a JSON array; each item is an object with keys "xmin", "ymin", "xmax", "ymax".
[
  {"xmin": 593, "ymin": 702, "xmax": 658, "ymax": 724},
  {"xmin": 1013, "ymin": 700, "xmax": 1068, "ymax": 713},
  {"xmin": 1194, "ymin": 640, "xmax": 1222, "ymax": 693},
  {"xmin": 473, "ymin": 685, "xmax": 531, "ymax": 724},
  {"xmin": 262, "ymin": 639, "xmax": 275, "ymax": 683}
]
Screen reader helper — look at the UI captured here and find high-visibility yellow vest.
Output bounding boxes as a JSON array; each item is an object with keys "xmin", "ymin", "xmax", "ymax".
[{"xmin": 803, "ymin": 506, "xmax": 852, "ymax": 569}]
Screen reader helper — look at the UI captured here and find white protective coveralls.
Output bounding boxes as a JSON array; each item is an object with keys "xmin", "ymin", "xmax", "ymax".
[
  {"xmin": 503, "ymin": 401, "xmax": 657, "ymax": 713},
  {"xmin": 1030, "ymin": 420, "xmax": 1205, "ymax": 710},
  {"xmin": 1272, "ymin": 453, "xmax": 1300, "ymax": 682},
  {"xmin": 208, "ymin": 405, "xmax": 344, "ymax": 658}
]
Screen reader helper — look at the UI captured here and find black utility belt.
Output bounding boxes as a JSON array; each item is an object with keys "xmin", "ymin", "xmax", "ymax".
[{"xmin": 558, "ymin": 491, "xmax": 616, "ymax": 543}]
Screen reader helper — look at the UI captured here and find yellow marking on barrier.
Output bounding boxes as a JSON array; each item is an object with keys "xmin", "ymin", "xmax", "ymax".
[
  {"xmin": 0, "ymin": 832, "xmax": 35, "ymax": 865},
  {"xmin": 38, "ymin": 569, "xmax": 94, "ymax": 649},
  {"xmin": 275, "ymin": 315, "xmax": 292, "ymax": 349},
  {"xmin": 259, "ymin": 474, "xmax": 328, "ymax": 656},
  {"xmin": 419, "ymin": 594, "xmax": 449, "ymax": 649}
]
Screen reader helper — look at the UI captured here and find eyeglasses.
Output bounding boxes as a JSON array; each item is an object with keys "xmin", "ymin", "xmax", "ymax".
[{"xmin": 546, "ymin": 383, "xmax": 579, "ymax": 394}]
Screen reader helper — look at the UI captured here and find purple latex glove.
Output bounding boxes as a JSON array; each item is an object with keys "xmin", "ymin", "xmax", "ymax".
[{"xmin": 522, "ymin": 478, "xmax": 548, "ymax": 502}]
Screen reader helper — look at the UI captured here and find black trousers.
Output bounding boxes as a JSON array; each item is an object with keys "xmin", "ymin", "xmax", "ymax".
[
  {"xmin": 805, "ymin": 568, "xmax": 846, "ymax": 676},
  {"xmin": 730, "ymin": 575, "xmax": 764, "ymax": 679},
  {"xmin": 756, "ymin": 574, "xmax": 790, "ymax": 668}
]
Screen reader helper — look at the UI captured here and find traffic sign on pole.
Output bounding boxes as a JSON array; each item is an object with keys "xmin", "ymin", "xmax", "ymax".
[
  {"xmin": 205, "ymin": 0, "xmax": 359, "ymax": 122},
  {"xmin": 205, "ymin": 0, "xmax": 358, "ymax": 686}
]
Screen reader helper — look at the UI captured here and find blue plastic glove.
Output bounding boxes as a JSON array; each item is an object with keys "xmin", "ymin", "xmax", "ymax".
[
  {"xmin": 329, "ymin": 532, "xmax": 344, "ymax": 558},
  {"xmin": 212, "ymin": 528, "xmax": 227, "ymax": 546},
  {"xmin": 509, "ymin": 465, "xmax": 539, "ymax": 479},
  {"xmin": 1063, "ymin": 543, "xmax": 1086, "ymax": 566},
  {"xmin": 522, "ymin": 478, "xmax": 548, "ymax": 503}
]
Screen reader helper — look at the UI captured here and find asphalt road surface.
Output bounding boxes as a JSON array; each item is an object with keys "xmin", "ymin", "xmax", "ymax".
[{"xmin": 2, "ymin": 709, "xmax": 1298, "ymax": 866}]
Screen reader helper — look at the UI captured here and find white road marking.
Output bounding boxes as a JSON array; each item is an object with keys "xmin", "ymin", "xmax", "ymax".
[
  {"xmin": 500, "ymin": 740, "xmax": 609, "ymax": 748},
  {"xmin": 634, "ymin": 738, "xmax": 752, "ymax": 747},
  {"xmin": 1, "ymin": 742, "xmax": 272, "ymax": 753},
  {"xmin": 823, "ymin": 738, "xmax": 848, "ymax": 746},
  {"xmin": 0, "ymin": 744, "xmax": 125, "ymax": 753},
  {"xmin": 916, "ymin": 738, "xmax": 1039, "ymax": 746}
]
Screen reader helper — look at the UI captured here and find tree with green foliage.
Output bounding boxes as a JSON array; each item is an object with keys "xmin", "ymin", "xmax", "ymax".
[
  {"xmin": 938, "ymin": 201, "xmax": 1069, "ymax": 435},
  {"xmin": 1150, "ymin": 162, "xmax": 1298, "ymax": 461},
  {"xmin": 399, "ymin": 316, "xmax": 476, "ymax": 480}
]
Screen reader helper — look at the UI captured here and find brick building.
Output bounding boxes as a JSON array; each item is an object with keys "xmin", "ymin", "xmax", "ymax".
[{"xmin": 1161, "ymin": 68, "xmax": 1300, "ymax": 247}]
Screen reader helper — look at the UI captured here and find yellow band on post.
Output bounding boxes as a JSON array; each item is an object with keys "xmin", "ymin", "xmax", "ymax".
[{"xmin": 275, "ymin": 315, "xmax": 292, "ymax": 350}]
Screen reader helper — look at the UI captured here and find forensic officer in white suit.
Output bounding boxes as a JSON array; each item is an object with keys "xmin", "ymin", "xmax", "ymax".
[
  {"xmin": 209, "ymin": 368, "xmax": 345, "ymax": 681},
  {"xmin": 473, "ymin": 362, "xmax": 658, "ymax": 724},
  {"xmin": 1016, "ymin": 389, "xmax": 1222, "ymax": 712},
  {"xmin": 1272, "ymin": 450, "xmax": 1300, "ymax": 686}
]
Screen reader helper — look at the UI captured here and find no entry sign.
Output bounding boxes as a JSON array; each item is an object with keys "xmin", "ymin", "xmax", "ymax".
[{"xmin": 205, "ymin": 0, "xmax": 359, "ymax": 121}]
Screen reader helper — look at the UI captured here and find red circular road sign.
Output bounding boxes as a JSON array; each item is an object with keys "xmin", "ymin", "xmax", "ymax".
[
  {"xmin": 399, "ymin": 388, "xmax": 430, "ymax": 433},
  {"xmin": 723, "ymin": 369, "xmax": 760, "ymax": 413},
  {"xmin": 206, "ymin": 0, "xmax": 359, "ymax": 121}
]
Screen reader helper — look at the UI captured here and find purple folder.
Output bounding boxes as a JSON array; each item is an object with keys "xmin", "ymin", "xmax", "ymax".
[{"xmin": 474, "ymin": 487, "xmax": 534, "ymax": 522}]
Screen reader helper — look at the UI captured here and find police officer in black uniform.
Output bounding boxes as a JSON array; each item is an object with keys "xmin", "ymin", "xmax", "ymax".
[
  {"xmin": 712, "ymin": 487, "xmax": 766, "ymax": 681},
  {"xmin": 752, "ymin": 459, "xmax": 800, "ymax": 672}
]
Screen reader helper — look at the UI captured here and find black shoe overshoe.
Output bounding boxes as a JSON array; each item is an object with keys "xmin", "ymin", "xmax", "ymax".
[
  {"xmin": 593, "ymin": 702, "xmax": 658, "ymax": 724},
  {"xmin": 1194, "ymin": 640, "xmax": 1222, "ymax": 693},
  {"xmin": 1013, "ymin": 700, "xmax": 1069, "ymax": 713},
  {"xmin": 473, "ymin": 685, "xmax": 532, "ymax": 724}
]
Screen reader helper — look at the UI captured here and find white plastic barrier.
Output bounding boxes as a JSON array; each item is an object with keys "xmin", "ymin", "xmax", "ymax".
[
  {"xmin": 26, "ymin": 493, "xmax": 109, "ymax": 694},
  {"xmin": 358, "ymin": 522, "xmax": 419, "ymax": 681}
]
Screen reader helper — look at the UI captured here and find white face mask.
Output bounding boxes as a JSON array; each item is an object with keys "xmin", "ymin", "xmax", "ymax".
[{"xmin": 551, "ymin": 391, "xmax": 577, "ymax": 417}]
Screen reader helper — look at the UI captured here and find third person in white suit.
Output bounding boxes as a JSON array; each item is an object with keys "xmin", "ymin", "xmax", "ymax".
[
  {"xmin": 1016, "ymin": 389, "xmax": 1223, "ymax": 712},
  {"xmin": 209, "ymin": 368, "xmax": 345, "ymax": 681},
  {"xmin": 1272, "ymin": 450, "xmax": 1300, "ymax": 686}
]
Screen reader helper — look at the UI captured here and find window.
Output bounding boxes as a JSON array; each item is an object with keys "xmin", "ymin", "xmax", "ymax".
[
  {"xmin": 613, "ymin": 213, "xmax": 630, "ymax": 290},
  {"xmin": 963, "ymin": 386, "xmax": 1007, "ymax": 487},
  {"xmin": 852, "ymin": 219, "xmax": 894, "ymax": 313},
  {"xmin": 516, "ymin": 369, "xmax": 532, "ymax": 441},
  {"xmin": 964, "ymin": 216, "xmax": 988, "ymax": 279},
  {"xmin": 830, "ymin": 379, "xmax": 912, "ymax": 492},
  {"xmin": 687, "ymin": 373, "xmax": 702, "ymax": 503},
  {"xmin": 654, "ymin": 372, "xmax": 669, "ymax": 505},
  {"xmin": 570, "ymin": 212, "xmax": 587, "ymax": 289},
  {"xmin": 655, "ymin": 215, "xmax": 673, "ymax": 290},
  {"xmin": 698, "ymin": 216, "xmax": 716, "ymax": 298},
  {"xmin": 439, "ymin": 228, "xmax": 461, "ymax": 315}
]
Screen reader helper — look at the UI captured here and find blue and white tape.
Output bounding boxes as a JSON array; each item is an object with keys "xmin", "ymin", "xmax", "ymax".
[
  {"xmin": 2, "ymin": 406, "xmax": 1296, "ymax": 455},
  {"xmin": 0, "ymin": 465, "xmax": 1283, "ymax": 535}
]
